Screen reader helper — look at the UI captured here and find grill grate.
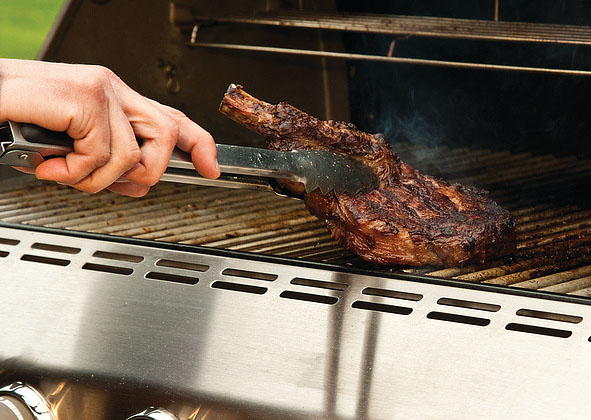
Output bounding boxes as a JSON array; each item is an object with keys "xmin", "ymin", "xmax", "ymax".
[
  {"xmin": 1, "ymin": 143, "xmax": 590, "ymax": 296},
  {"xmin": 185, "ymin": 10, "xmax": 591, "ymax": 45}
]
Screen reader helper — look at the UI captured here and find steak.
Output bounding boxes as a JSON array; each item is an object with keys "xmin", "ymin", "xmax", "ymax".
[{"xmin": 219, "ymin": 84, "xmax": 517, "ymax": 267}]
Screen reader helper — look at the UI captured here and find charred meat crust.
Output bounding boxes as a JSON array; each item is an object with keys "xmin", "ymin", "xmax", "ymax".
[
  {"xmin": 220, "ymin": 84, "xmax": 400, "ymax": 185},
  {"xmin": 219, "ymin": 84, "xmax": 517, "ymax": 267}
]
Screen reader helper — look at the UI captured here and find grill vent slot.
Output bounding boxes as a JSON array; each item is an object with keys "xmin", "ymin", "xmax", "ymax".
[
  {"xmin": 505, "ymin": 322, "xmax": 572, "ymax": 338},
  {"xmin": 212, "ymin": 281, "xmax": 267, "ymax": 295},
  {"xmin": 280, "ymin": 291, "xmax": 338, "ymax": 305},
  {"xmin": 437, "ymin": 297, "xmax": 501, "ymax": 312},
  {"xmin": 352, "ymin": 300, "xmax": 413, "ymax": 315},
  {"xmin": 515, "ymin": 308, "xmax": 582, "ymax": 324},
  {"xmin": 82, "ymin": 262, "xmax": 133, "ymax": 276},
  {"xmin": 213, "ymin": 267, "xmax": 276, "ymax": 296},
  {"xmin": 93, "ymin": 250, "xmax": 143, "ymax": 263},
  {"xmin": 290, "ymin": 277, "xmax": 348, "ymax": 291},
  {"xmin": 0, "ymin": 251, "xmax": 8, "ymax": 258},
  {"xmin": 31, "ymin": 242, "xmax": 81, "ymax": 254},
  {"xmin": 21, "ymin": 254, "xmax": 70, "ymax": 267},
  {"xmin": 0, "ymin": 238, "xmax": 19, "ymax": 246},
  {"xmin": 146, "ymin": 271, "xmax": 198, "ymax": 285},
  {"xmin": 156, "ymin": 259, "xmax": 209, "ymax": 272},
  {"xmin": 362, "ymin": 287, "xmax": 423, "ymax": 302},
  {"xmin": 222, "ymin": 268, "xmax": 277, "ymax": 281},
  {"xmin": 427, "ymin": 311, "xmax": 491, "ymax": 327}
]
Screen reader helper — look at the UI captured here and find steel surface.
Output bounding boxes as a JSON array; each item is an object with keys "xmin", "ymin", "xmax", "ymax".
[{"xmin": 0, "ymin": 226, "xmax": 591, "ymax": 419}]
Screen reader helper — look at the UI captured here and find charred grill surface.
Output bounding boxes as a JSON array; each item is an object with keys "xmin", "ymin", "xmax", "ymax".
[{"xmin": 219, "ymin": 84, "xmax": 516, "ymax": 267}]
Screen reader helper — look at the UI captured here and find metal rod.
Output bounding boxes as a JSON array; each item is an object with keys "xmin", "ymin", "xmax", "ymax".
[
  {"xmin": 186, "ymin": 11, "xmax": 591, "ymax": 45},
  {"xmin": 494, "ymin": 0, "xmax": 499, "ymax": 22},
  {"xmin": 190, "ymin": 24, "xmax": 199, "ymax": 44},
  {"xmin": 187, "ymin": 41, "xmax": 591, "ymax": 77}
]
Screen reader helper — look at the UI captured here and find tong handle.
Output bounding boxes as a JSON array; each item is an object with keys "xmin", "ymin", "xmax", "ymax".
[
  {"xmin": 19, "ymin": 123, "xmax": 73, "ymax": 147},
  {"xmin": 8, "ymin": 122, "xmax": 282, "ymax": 194}
]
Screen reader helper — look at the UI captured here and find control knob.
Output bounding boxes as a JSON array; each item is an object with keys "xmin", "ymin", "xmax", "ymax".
[
  {"xmin": 0, "ymin": 382, "xmax": 56, "ymax": 420},
  {"xmin": 126, "ymin": 407, "xmax": 180, "ymax": 420}
]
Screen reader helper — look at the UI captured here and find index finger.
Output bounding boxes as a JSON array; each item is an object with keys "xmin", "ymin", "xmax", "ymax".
[{"xmin": 150, "ymin": 101, "xmax": 220, "ymax": 179}]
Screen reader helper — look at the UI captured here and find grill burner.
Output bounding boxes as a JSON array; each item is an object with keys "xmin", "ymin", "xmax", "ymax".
[{"xmin": 1, "ymin": 143, "xmax": 590, "ymax": 296}]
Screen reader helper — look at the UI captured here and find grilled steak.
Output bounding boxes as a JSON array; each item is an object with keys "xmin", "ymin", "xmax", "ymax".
[{"xmin": 219, "ymin": 84, "xmax": 516, "ymax": 266}]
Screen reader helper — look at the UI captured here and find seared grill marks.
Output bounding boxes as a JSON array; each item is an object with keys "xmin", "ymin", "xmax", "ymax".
[{"xmin": 219, "ymin": 84, "xmax": 516, "ymax": 267}]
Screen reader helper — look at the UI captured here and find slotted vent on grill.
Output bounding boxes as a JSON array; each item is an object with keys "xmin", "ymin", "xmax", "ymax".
[
  {"xmin": 31, "ymin": 242, "xmax": 80, "ymax": 254},
  {"xmin": 279, "ymin": 275, "xmax": 348, "ymax": 305},
  {"xmin": 82, "ymin": 262, "xmax": 133, "ymax": 275},
  {"xmin": 0, "ymin": 237, "xmax": 19, "ymax": 258},
  {"xmin": 146, "ymin": 271, "xmax": 199, "ymax": 285},
  {"xmin": 212, "ymin": 281, "xmax": 266, "ymax": 294},
  {"xmin": 2, "ymin": 230, "xmax": 590, "ymax": 342},
  {"xmin": 222, "ymin": 268, "xmax": 278, "ymax": 281},
  {"xmin": 290, "ymin": 277, "xmax": 349, "ymax": 291},
  {"xmin": 0, "ymin": 238, "xmax": 19, "ymax": 246},
  {"xmin": 437, "ymin": 297, "xmax": 501, "ymax": 312},
  {"xmin": 93, "ymin": 250, "xmax": 143, "ymax": 263},
  {"xmin": 210, "ymin": 267, "xmax": 278, "ymax": 295},
  {"xmin": 515, "ymin": 308, "xmax": 583, "ymax": 324},
  {"xmin": 280, "ymin": 290, "xmax": 339, "ymax": 305},
  {"xmin": 506, "ymin": 323, "xmax": 572, "ymax": 338},
  {"xmin": 362, "ymin": 287, "xmax": 423, "ymax": 302},
  {"xmin": 352, "ymin": 300, "xmax": 413, "ymax": 315},
  {"xmin": 426, "ymin": 311, "xmax": 491, "ymax": 327},
  {"xmin": 156, "ymin": 259, "xmax": 209, "ymax": 272},
  {"xmin": 21, "ymin": 254, "xmax": 70, "ymax": 267}
]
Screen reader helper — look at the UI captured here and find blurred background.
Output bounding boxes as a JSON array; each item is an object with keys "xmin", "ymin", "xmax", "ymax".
[{"xmin": 0, "ymin": 0, "xmax": 64, "ymax": 59}]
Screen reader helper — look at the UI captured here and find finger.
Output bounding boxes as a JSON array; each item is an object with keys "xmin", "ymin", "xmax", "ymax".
[
  {"xmin": 30, "ymin": 68, "xmax": 122, "ymax": 185},
  {"xmin": 181, "ymin": 117, "xmax": 220, "ymax": 180},
  {"xmin": 35, "ymin": 130, "xmax": 111, "ymax": 185},
  {"xmin": 106, "ymin": 181, "xmax": 150, "ymax": 197},
  {"xmin": 71, "ymin": 104, "xmax": 141, "ymax": 193},
  {"xmin": 39, "ymin": 102, "xmax": 140, "ymax": 194},
  {"xmin": 154, "ymin": 102, "xmax": 220, "ymax": 179},
  {"xmin": 106, "ymin": 85, "xmax": 179, "ymax": 186},
  {"xmin": 120, "ymin": 110, "xmax": 177, "ymax": 187},
  {"xmin": 109, "ymin": 79, "xmax": 219, "ymax": 181},
  {"xmin": 34, "ymin": 105, "xmax": 112, "ymax": 186}
]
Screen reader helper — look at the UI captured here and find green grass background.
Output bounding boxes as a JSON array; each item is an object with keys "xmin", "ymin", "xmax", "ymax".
[{"xmin": 0, "ymin": 0, "xmax": 64, "ymax": 59}]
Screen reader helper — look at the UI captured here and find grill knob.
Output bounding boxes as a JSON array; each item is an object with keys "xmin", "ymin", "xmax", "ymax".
[
  {"xmin": 126, "ymin": 407, "xmax": 179, "ymax": 420},
  {"xmin": 0, "ymin": 382, "xmax": 56, "ymax": 420}
]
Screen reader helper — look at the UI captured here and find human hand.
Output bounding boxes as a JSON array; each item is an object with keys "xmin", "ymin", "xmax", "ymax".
[{"xmin": 0, "ymin": 58, "xmax": 220, "ymax": 197}]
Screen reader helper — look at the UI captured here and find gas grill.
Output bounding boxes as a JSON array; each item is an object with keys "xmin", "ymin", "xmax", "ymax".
[{"xmin": 2, "ymin": 1, "xmax": 591, "ymax": 419}]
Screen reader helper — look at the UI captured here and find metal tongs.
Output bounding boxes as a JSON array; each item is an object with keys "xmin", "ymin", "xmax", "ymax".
[{"xmin": 0, "ymin": 122, "xmax": 379, "ymax": 196}]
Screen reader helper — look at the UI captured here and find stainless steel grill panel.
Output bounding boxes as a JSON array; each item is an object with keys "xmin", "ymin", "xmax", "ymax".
[{"xmin": 1, "ymin": 224, "xmax": 591, "ymax": 419}]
